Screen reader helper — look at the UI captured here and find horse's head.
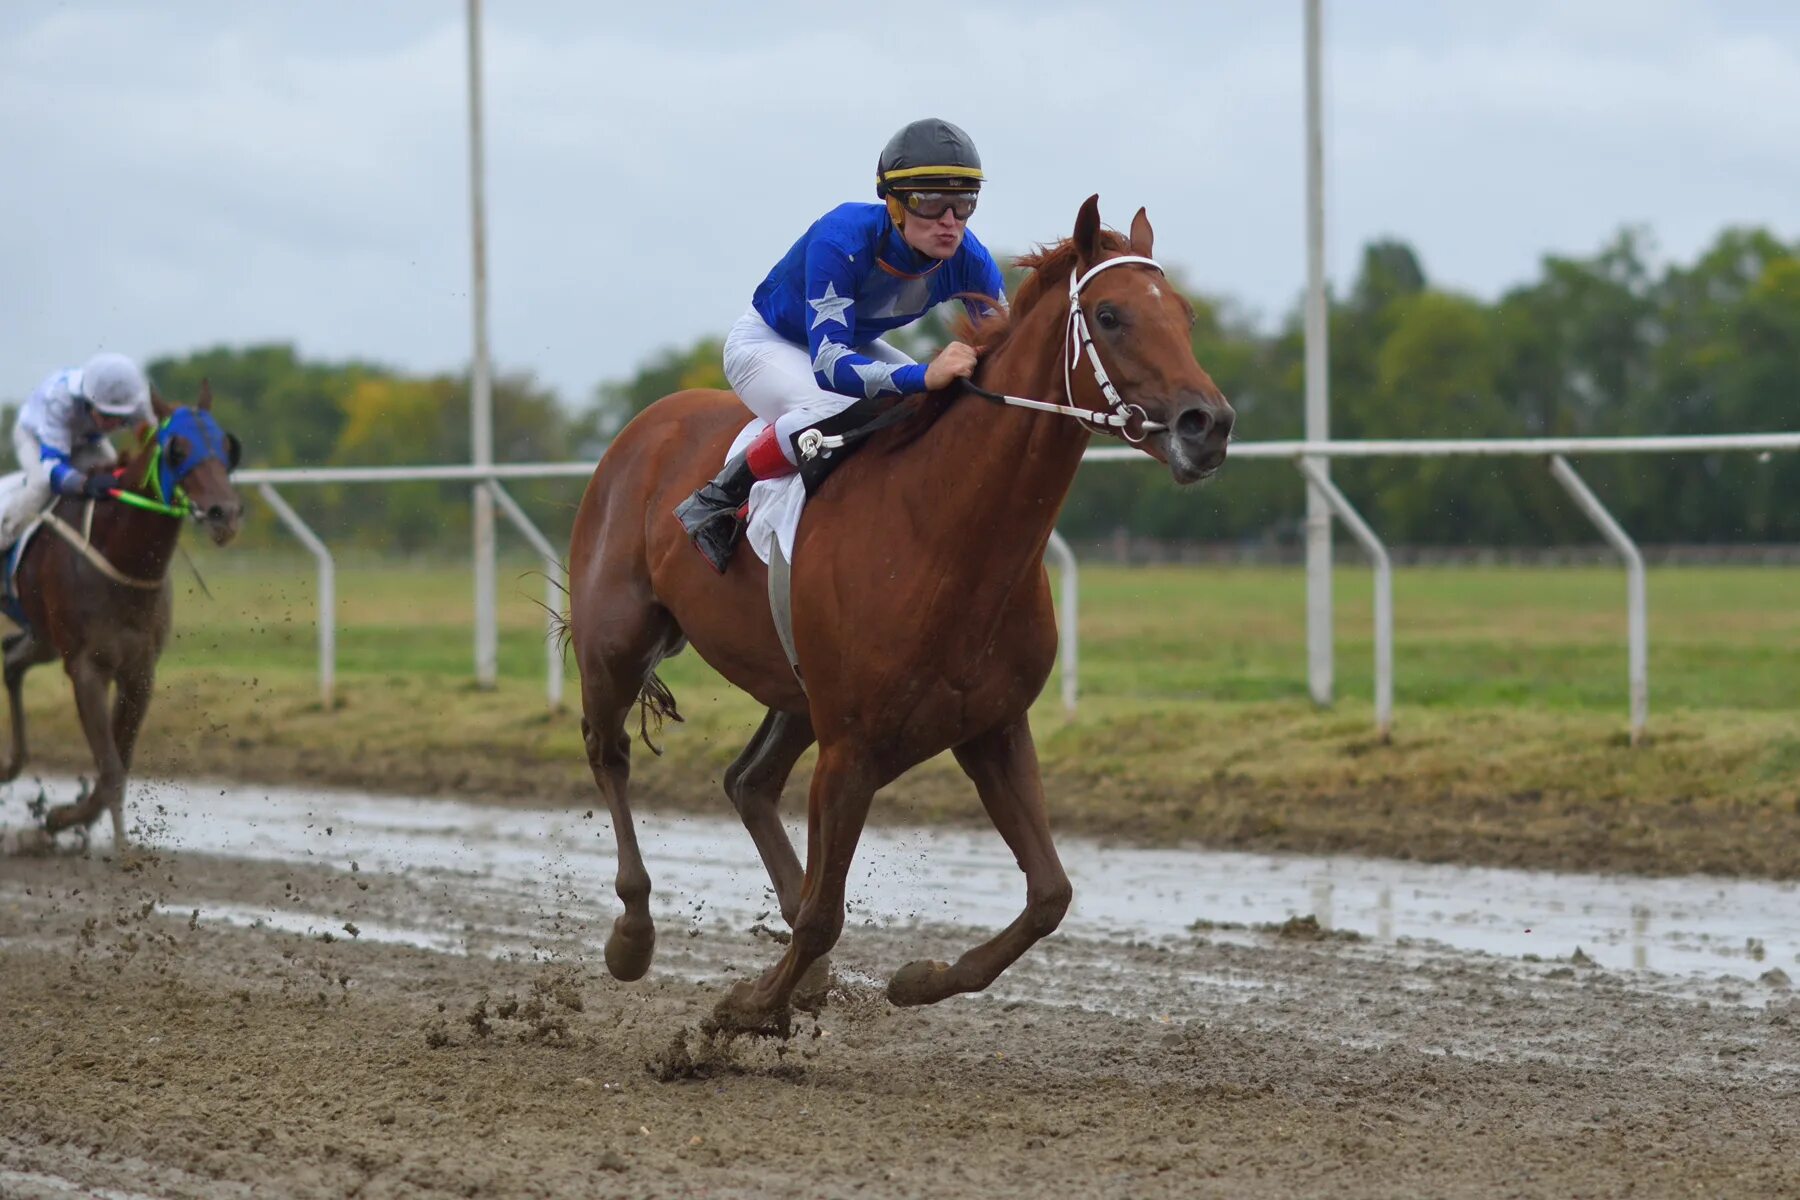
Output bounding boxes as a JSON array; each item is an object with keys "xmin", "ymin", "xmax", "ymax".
[
  {"xmin": 135, "ymin": 380, "xmax": 245, "ymax": 546},
  {"xmin": 1065, "ymin": 195, "xmax": 1234, "ymax": 483}
]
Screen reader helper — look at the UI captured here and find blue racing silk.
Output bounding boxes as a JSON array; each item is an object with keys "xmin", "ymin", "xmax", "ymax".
[{"xmin": 751, "ymin": 202, "xmax": 1005, "ymax": 400}]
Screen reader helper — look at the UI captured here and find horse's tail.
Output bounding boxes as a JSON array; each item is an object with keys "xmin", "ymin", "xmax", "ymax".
[
  {"xmin": 635, "ymin": 671, "xmax": 683, "ymax": 756},
  {"xmin": 544, "ymin": 606, "xmax": 573, "ymax": 656}
]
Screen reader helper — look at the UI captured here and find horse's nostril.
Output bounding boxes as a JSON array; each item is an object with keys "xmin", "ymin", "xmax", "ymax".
[
  {"xmin": 1175, "ymin": 407, "xmax": 1215, "ymax": 442},
  {"xmin": 207, "ymin": 505, "xmax": 228, "ymax": 522}
]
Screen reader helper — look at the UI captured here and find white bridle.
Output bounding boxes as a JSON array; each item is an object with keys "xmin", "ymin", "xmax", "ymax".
[
  {"xmin": 793, "ymin": 252, "xmax": 1169, "ymax": 463},
  {"xmin": 974, "ymin": 252, "xmax": 1168, "ymax": 443}
]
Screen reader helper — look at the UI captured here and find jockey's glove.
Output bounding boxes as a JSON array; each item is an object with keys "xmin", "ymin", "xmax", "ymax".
[{"xmin": 79, "ymin": 473, "xmax": 118, "ymax": 501}]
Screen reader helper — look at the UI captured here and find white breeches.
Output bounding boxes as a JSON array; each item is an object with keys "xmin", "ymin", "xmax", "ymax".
[{"xmin": 721, "ymin": 307, "xmax": 916, "ymax": 464}]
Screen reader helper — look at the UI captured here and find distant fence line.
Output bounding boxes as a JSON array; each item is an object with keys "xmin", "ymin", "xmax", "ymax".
[{"xmin": 1076, "ymin": 536, "xmax": 1800, "ymax": 568}]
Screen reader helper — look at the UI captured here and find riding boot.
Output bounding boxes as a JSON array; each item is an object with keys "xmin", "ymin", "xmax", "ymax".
[{"xmin": 674, "ymin": 426, "xmax": 796, "ymax": 574}]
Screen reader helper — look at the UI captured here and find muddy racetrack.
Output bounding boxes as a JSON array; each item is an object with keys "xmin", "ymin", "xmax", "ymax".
[{"xmin": 2, "ymin": 781, "xmax": 1797, "ymax": 1199}]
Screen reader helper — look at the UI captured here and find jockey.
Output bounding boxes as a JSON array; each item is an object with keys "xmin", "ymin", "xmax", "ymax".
[
  {"xmin": 675, "ymin": 117, "xmax": 1006, "ymax": 572},
  {"xmin": 0, "ymin": 353, "xmax": 153, "ymax": 548}
]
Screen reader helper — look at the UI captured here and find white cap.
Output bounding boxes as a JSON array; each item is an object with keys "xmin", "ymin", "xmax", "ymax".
[{"xmin": 79, "ymin": 352, "xmax": 150, "ymax": 418}]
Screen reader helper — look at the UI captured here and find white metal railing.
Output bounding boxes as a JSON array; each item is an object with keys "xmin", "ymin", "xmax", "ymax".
[
  {"xmin": 1296, "ymin": 460, "xmax": 1392, "ymax": 742},
  {"xmin": 234, "ymin": 430, "xmax": 1799, "ymax": 732},
  {"xmin": 1082, "ymin": 432, "xmax": 1800, "ymax": 461},
  {"xmin": 1549, "ymin": 456, "xmax": 1648, "ymax": 745}
]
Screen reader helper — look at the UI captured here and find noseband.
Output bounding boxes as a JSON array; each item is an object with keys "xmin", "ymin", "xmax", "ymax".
[{"xmin": 965, "ymin": 253, "xmax": 1169, "ymax": 443}]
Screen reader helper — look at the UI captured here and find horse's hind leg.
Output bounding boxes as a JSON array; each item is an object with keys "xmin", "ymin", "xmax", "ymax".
[
  {"xmin": 723, "ymin": 708, "xmax": 815, "ymax": 924},
  {"xmin": 43, "ymin": 660, "xmax": 126, "ymax": 845},
  {"xmin": 887, "ymin": 715, "xmax": 1072, "ymax": 1007},
  {"xmin": 576, "ymin": 602, "xmax": 681, "ymax": 983}
]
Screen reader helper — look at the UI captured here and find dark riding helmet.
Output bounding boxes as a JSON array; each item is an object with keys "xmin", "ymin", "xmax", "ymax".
[{"xmin": 876, "ymin": 119, "xmax": 983, "ymax": 226}]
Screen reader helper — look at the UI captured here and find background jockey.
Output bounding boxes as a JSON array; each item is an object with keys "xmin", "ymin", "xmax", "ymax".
[
  {"xmin": 0, "ymin": 352, "xmax": 154, "ymax": 548},
  {"xmin": 675, "ymin": 117, "xmax": 1007, "ymax": 572}
]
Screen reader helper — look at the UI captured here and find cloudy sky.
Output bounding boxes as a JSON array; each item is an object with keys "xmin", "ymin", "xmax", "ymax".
[{"xmin": 5, "ymin": 1, "xmax": 1799, "ymax": 407}]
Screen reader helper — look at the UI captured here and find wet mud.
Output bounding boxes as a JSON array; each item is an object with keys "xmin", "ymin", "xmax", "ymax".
[{"xmin": 2, "ymin": 782, "xmax": 1798, "ymax": 1198}]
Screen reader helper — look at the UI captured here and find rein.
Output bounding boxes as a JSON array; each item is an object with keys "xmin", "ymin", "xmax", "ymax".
[
  {"xmin": 37, "ymin": 506, "xmax": 164, "ymax": 591},
  {"xmin": 109, "ymin": 489, "xmax": 195, "ymax": 519},
  {"xmin": 33, "ymin": 424, "xmax": 209, "ymax": 591}
]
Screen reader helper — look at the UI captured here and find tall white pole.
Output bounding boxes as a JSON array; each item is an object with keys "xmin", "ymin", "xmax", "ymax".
[
  {"xmin": 1303, "ymin": 0, "xmax": 1334, "ymax": 706},
  {"xmin": 467, "ymin": 0, "xmax": 497, "ymax": 689}
]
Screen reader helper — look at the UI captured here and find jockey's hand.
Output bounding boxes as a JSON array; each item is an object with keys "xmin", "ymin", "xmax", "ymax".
[
  {"xmin": 80, "ymin": 473, "xmax": 117, "ymax": 502},
  {"xmin": 923, "ymin": 341, "xmax": 979, "ymax": 391}
]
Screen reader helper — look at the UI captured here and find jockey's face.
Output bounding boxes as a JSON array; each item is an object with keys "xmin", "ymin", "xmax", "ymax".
[
  {"xmin": 92, "ymin": 410, "xmax": 128, "ymax": 433},
  {"xmin": 899, "ymin": 200, "xmax": 969, "ymax": 261}
]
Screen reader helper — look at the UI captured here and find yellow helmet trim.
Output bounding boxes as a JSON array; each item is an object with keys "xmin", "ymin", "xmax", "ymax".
[{"xmin": 879, "ymin": 164, "xmax": 985, "ymax": 184}]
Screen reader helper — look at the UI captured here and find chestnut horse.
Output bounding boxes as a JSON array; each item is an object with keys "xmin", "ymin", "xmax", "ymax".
[
  {"xmin": 568, "ymin": 197, "xmax": 1233, "ymax": 1035},
  {"xmin": 3, "ymin": 382, "xmax": 243, "ymax": 850}
]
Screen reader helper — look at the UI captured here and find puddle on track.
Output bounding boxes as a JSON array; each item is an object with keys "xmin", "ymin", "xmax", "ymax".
[{"xmin": 3, "ymin": 775, "xmax": 1795, "ymax": 995}]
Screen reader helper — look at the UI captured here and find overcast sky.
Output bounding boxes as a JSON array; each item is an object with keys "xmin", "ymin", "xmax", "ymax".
[{"xmin": 5, "ymin": 1, "xmax": 1799, "ymax": 407}]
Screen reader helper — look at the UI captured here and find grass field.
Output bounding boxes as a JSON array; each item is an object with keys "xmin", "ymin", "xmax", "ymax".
[{"xmin": 13, "ymin": 551, "xmax": 1800, "ymax": 877}]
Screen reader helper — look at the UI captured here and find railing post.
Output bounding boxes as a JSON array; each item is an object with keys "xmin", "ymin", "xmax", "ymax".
[
  {"xmin": 255, "ymin": 484, "xmax": 334, "ymax": 709},
  {"xmin": 1045, "ymin": 530, "xmax": 1079, "ymax": 715},
  {"xmin": 1549, "ymin": 456, "xmax": 1648, "ymax": 745},
  {"xmin": 484, "ymin": 481, "xmax": 567, "ymax": 711},
  {"xmin": 1295, "ymin": 460, "xmax": 1392, "ymax": 740}
]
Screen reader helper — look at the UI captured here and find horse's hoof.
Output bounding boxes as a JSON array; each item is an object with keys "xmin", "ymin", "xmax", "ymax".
[
  {"xmin": 604, "ymin": 913, "xmax": 656, "ymax": 982},
  {"xmin": 792, "ymin": 955, "xmax": 832, "ymax": 1014},
  {"xmin": 704, "ymin": 981, "xmax": 791, "ymax": 1041},
  {"xmin": 887, "ymin": 959, "xmax": 956, "ymax": 1007},
  {"xmin": 4, "ymin": 826, "xmax": 53, "ymax": 856}
]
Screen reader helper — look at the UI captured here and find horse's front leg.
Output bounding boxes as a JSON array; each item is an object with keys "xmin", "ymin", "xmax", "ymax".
[
  {"xmin": 887, "ymin": 715, "xmax": 1072, "ymax": 1007},
  {"xmin": 708, "ymin": 743, "xmax": 876, "ymax": 1039},
  {"xmin": 43, "ymin": 659, "xmax": 126, "ymax": 845},
  {"xmin": 0, "ymin": 635, "xmax": 50, "ymax": 782},
  {"xmin": 723, "ymin": 708, "xmax": 832, "ymax": 1011},
  {"xmin": 108, "ymin": 663, "xmax": 156, "ymax": 846}
]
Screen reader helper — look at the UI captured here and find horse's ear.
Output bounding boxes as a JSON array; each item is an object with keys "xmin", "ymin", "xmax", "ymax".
[
  {"xmin": 151, "ymin": 389, "xmax": 172, "ymax": 421},
  {"xmin": 1073, "ymin": 194, "xmax": 1102, "ymax": 270},
  {"xmin": 1129, "ymin": 207, "xmax": 1154, "ymax": 258},
  {"xmin": 198, "ymin": 377, "xmax": 213, "ymax": 411}
]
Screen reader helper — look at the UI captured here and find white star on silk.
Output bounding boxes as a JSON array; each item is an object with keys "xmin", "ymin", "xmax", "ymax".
[
  {"xmin": 808, "ymin": 282, "xmax": 853, "ymax": 330},
  {"xmin": 851, "ymin": 359, "xmax": 900, "ymax": 398},
  {"xmin": 812, "ymin": 339, "xmax": 854, "ymax": 382}
]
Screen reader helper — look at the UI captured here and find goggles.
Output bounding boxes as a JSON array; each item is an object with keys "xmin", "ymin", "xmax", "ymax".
[{"xmin": 899, "ymin": 190, "xmax": 978, "ymax": 222}]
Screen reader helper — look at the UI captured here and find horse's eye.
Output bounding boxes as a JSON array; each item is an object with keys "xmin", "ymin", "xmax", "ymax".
[
  {"xmin": 1095, "ymin": 304, "xmax": 1121, "ymax": 331},
  {"xmin": 167, "ymin": 438, "xmax": 188, "ymax": 468}
]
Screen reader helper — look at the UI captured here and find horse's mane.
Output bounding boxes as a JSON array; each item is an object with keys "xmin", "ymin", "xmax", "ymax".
[
  {"xmin": 886, "ymin": 230, "xmax": 1134, "ymax": 448},
  {"xmin": 117, "ymin": 417, "xmax": 163, "ymax": 492}
]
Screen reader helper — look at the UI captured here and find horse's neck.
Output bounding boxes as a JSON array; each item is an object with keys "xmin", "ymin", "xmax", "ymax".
[
  {"xmin": 907, "ymin": 298, "xmax": 1090, "ymax": 568},
  {"xmin": 90, "ymin": 499, "xmax": 181, "ymax": 583}
]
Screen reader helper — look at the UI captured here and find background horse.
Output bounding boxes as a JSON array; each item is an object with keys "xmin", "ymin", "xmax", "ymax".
[
  {"xmin": 3, "ymin": 382, "xmax": 242, "ymax": 850},
  {"xmin": 568, "ymin": 197, "xmax": 1234, "ymax": 1035}
]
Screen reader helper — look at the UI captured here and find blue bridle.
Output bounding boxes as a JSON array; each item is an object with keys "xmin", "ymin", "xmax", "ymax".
[{"xmin": 126, "ymin": 408, "xmax": 237, "ymax": 518}]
